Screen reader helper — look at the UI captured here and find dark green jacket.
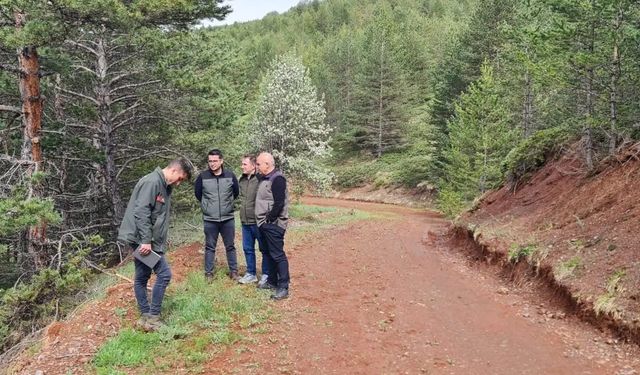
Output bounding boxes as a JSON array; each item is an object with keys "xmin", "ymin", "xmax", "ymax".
[
  {"xmin": 118, "ymin": 167, "xmax": 172, "ymax": 253},
  {"xmin": 239, "ymin": 173, "xmax": 260, "ymax": 225}
]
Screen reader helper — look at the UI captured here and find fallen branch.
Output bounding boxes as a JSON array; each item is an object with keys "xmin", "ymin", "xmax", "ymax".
[{"xmin": 84, "ymin": 260, "xmax": 150, "ymax": 291}]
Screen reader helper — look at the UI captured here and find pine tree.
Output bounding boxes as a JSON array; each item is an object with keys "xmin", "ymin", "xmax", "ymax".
[
  {"xmin": 351, "ymin": 2, "xmax": 409, "ymax": 157},
  {"xmin": 443, "ymin": 64, "xmax": 518, "ymax": 201}
]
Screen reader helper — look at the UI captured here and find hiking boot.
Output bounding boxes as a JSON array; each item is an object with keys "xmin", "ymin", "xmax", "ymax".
[
  {"xmin": 229, "ymin": 271, "xmax": 240, "ymax": 281},
  {"xmin": 238, "ymin": 273, "xmax": 258, "ymax": 284},
  {"xmin": 135, "ymin": 313, "xmax": 152, "ymax": 330},
  {"xmin": 257, "ymin": 274, "xmax": 269, "ymax": 287},
  {"xmin": 144, "ymin": 314, "xmax": 165, "ymax": 332},
  {"xmin": 257, "ymin": 281, "xmax": 276, "ymax": 290},
  {"xmin": 271, "ymin": 288, "xmax": 289, "ymax": 300},
  {"xmin": 205, "ymin": 273, "xmax": 214, "ymax": 284}
]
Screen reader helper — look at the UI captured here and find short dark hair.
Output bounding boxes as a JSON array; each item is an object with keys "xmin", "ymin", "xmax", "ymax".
[
  {"xmin": 208, "ymin": 149, "xmax": 223, "ymax": 158},
  {"xmin": 168, "ymin": 158, "xmax": 193, "ymax": 180},
  {"xmin": 242, "ymin": 154, "xmax": 256, "ymax": 164}
]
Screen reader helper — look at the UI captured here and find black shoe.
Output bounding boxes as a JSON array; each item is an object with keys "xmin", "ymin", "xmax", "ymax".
[
  {"xmin": 205, "ymin": 273, "xmax": 213, "ymax": 284},
  {"xmin": 257, "ymin": 282, "xmax": 276, "ymax": 290},
  {"xmin": 271, "ymin": 288, "xmax": 289, "ymax": 300},
  {"xmin": 229, "ymin": 271, "xmax": 240, "ymax": 281}
]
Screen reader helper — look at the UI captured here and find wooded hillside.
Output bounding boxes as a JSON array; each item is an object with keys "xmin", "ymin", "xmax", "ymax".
[{"xmin": 2, "ymin": 0, "xmax": 640, "ymax": 353}]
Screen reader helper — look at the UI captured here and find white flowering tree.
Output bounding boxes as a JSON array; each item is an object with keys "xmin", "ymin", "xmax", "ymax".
[{"xmin": 252, "ymin": 53, "xmax": 333, "ymax": 192}]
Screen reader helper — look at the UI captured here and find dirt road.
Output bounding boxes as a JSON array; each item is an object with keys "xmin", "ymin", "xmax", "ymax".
[
  {"xmin": 10, "ymin": 198, "xmax": 640, "ymax": 374},
  {"xmin": 219, "ymin": 198, "xmax": 639, "ymax": 374}
]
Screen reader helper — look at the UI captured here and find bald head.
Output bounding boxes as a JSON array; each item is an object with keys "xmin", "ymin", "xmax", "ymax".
[{"xmin": 256, "ymin": 152, "xmax": 275, "ymax": 175}]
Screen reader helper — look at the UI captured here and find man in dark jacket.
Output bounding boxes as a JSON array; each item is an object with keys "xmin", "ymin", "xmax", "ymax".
[
  {"xmin": 237, "ymin": 154, "xmax": 269, "ymax": 285},
  {"xmin": 255, "ymin": 152, "xmax": 290, "ymax": 300},
  {"xmin": 194, "ymin": 149, "xmax": 240, "ymax": 281},
  {"xmin": 118, "ymin": 159, "xmax": 192, "ymax": 331}
]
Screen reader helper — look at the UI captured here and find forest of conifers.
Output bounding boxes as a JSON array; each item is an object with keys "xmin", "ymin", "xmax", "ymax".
[{"xmin": 1, "ymin": 0, "xmax": 640, "ymax": 352}]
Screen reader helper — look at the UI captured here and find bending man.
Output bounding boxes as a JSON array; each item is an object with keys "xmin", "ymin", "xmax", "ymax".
[{"xmin": 118, "ymin": 159, "xmax": 192, "ymax": 331}]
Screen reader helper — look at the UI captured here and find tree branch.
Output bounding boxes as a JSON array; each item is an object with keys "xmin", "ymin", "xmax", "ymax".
[
  {"xmin": 112, "ymin": 115, "xmax": 169, "ymax": 132},
  {"xmin": 111, "ymin": 101, "xmax": 142, "ymax": 123},
  {"xmin": 0, "ymin": 104, "xmax": 21, "ymax": 113},
  {"xmin": 116, "ymin": 150, "xmax": 166, "ymax": 179},
  {"xmin": 65, "ymin": 40, "xmax": 98, "ymax": 56},
  {"xmin": 110, "ymin": 80, "xmax": 160, "ymax": 95},
  {"xmin": 110, "ymin": 94, "xmax": 139, "ymax": 105},
  {"xmin": 71, "ymin": 64, "xmax": 98, "ymax": 77},
  {"xmin": 107, "ymin": 70, "xmax": 143, "ymax": 86},
  {"xmin": 56, "ymin": 86, "xmax": 100, "ymax": 105},
  {"xmin": 0, "ymin": 62, "xmax": 22, "ymax": 74}
]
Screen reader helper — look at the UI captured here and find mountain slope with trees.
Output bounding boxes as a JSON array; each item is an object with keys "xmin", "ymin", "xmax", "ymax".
[{"xmin": 2, "ymin": 0, "xmax": 640, "ymax": 357}]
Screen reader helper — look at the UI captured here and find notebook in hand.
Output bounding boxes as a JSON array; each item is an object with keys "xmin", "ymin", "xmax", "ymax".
[{"xmin": 133, "ymin": 246, "xmax": 161, "ymax": 268}]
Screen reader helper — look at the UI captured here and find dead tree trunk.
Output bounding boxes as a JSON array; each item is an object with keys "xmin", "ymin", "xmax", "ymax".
[
  {"xmin": 95, "ymin": 37, "xmax": 124, "ymax": 230},
  {"xmin": 16, "ymin": 11, "xmax": 47, "ymax": 269}
]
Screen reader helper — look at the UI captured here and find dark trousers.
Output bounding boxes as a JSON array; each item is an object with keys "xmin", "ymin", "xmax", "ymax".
[
  {"xmin": 259, "ymin": 223, "xmax": 289, "ymax": 289},
  {"xmin": 133, "ymin": 253, "xmax": 172, "ymax": 316},
  {"xmin": 204, "ymin": 219, "xmax": 238, "ymax": 275}
]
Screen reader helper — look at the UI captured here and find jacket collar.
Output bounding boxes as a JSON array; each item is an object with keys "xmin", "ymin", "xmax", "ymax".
[{"xmin": 154, "ymin": 167, "xmax": 168, "ymax": 188}]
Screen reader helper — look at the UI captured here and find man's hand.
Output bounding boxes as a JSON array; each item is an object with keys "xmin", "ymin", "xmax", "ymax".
[{"xmin": 139, "ymin": 243, "xmax": 152, "ymax": 255}]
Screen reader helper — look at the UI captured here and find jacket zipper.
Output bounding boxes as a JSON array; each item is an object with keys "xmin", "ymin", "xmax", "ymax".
[{"xmin": 216, "ymin": 173, "xmax": 220, "ymax": 221}]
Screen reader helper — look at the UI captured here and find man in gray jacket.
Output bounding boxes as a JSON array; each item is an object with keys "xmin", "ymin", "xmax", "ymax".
[
  {"xmin": 194, "ymin": 149, "xmax": 240, "ymax": 281},
  {"xmin": 237, "ymin": 154, "xmax": 269, "ymax": 285},
  {"xmin": 255, "ymin": 152, "xmax": 290, "ymax": 300},
  {"xmin": 118, "ymin": 159, "xmax": 192, "ymax": 331}
]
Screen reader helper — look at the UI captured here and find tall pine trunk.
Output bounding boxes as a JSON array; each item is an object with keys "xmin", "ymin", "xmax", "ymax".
[{"xmin": 16, "ymin": 11, "xmax": 47, "ymax": 269}]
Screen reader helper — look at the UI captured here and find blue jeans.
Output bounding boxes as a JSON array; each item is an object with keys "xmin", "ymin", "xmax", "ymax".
[
  {"xmin": 204, "ymin": 219, "xmax": 238, "ymax": 275},
  {"xmin": 241, "ymin": 224, "xmax": 268, "ymax": 276},
  {"xmin": 134, "ymin": 255, "xmax": 172, "ymax": 316}
]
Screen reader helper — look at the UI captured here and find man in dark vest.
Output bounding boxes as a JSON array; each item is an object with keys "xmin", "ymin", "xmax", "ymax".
[
  {"xmin": 255, "ymin": 152, "xmax": 290, "ymax": 300},
  {"xmin": 194, "ymin": 149, "xmax": 240, "ymax": 282},
  {"xmin": 237, "ymin": 154, "xmax": 270, "ymax": 285},
  {"xmin": 118, "ymin": 159, "xmax": 192, "ymax": 331}
]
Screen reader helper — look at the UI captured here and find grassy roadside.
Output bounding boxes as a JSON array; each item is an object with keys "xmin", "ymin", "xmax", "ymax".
[{"xmin": 92, "ymin": 203, "xmax": 385, "ymax": 373}]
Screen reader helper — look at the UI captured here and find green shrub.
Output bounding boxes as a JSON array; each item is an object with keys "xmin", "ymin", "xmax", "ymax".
[
  {"xmin": 391, "ymin": 154, "xmax": 433, "ymax": 187},
  {"xmin": 502, "ymin": 127, "xmax": 572, "ymax": 183},
  {"xmin": 372, "ymin": 171, "xmax": 392, "ymax": 188},
  {"xmin": 333, "ymin": 162, "xmax": 372, "ymax": 189},
  {"xmin": 437, "ymin": 187, "xmax": 466, "ymax": 218},
  {"xmin": 0, "ymin": 248, "xmax": 91, "ymax": 352}
]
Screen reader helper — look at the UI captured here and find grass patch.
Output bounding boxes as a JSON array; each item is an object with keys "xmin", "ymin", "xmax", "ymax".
[
  {"xmin": 554, "ymin": 256, "xmax": 582, "ymax": 281},
  {"xmin": 594, "ymin": 269, "xmax": 626, "ymax": 319},
  {"xmin": 288, "ymin": 203, "xmax": 385, "ymax": 234},
  {"xmin": 94, "ymin": 201, "xmax": 377, "ymax": 372},
  {"xmin": 94, "ymin": 271, "xmax": 272, "ymax": 373},
  {"xmin": 169, "ymin": 210, "xmax": 205, "ymax": 247},
  {"xmin": 507, "ymin": 243, "xmax": 537, "ymax": 263}
]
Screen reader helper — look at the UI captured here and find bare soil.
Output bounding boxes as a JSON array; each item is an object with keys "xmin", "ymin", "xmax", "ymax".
[
  {"xmin": 205, "ymin": 198, "xmax": 640, "ymax": 374},
  {"xmin": 9, "ymin": 196, "xmax": 640, "ymax": 374},
  {"xmin": 461, "ymin": 149, "xmax": 640, "ymax": 344}
]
